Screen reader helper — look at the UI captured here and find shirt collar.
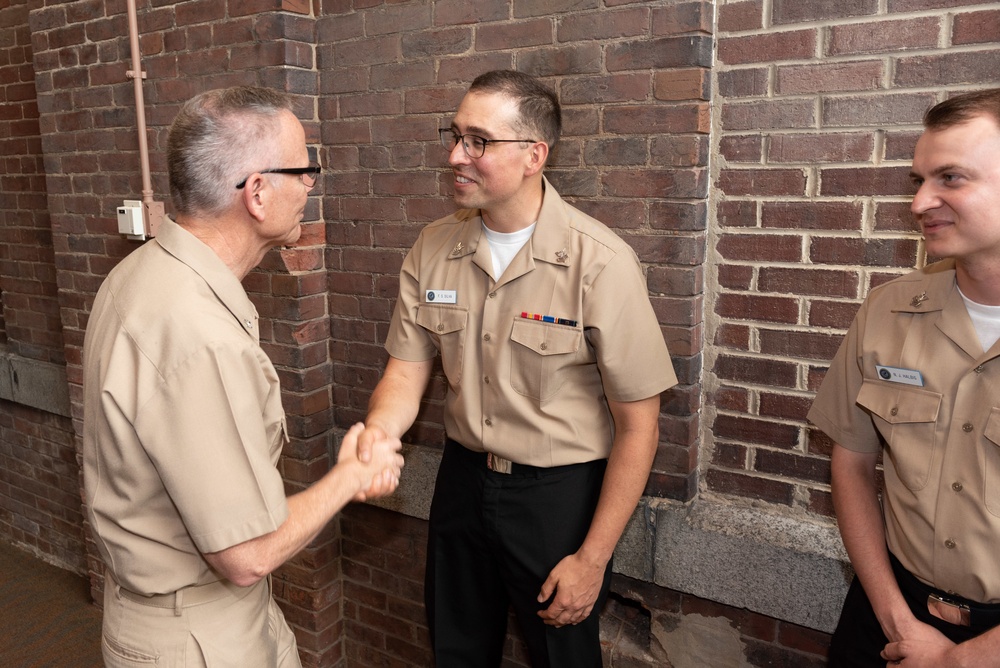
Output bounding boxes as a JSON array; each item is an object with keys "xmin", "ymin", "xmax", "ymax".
[{"xmin": 155, "ymin": 217, "xmax": 260, "ymax": 342}]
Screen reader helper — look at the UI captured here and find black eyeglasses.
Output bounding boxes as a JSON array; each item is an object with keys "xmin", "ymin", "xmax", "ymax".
[
  {"xmin": 235, "ymin": 161, "xmax": 322, "ymax": 190},
  {"xmin": 439, "ymin": 129, "xmax": 536, "ymax": 159}
]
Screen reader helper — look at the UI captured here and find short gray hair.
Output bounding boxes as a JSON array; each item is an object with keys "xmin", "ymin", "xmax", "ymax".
[{"xmin": 167, "ymin": 86, "xmax": 294, "ymax": 217}]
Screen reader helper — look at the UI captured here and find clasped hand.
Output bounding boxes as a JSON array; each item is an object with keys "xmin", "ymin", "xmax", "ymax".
[{"xmin": 339, "ymin": 423, "xmax": 403, "ymax": 501}]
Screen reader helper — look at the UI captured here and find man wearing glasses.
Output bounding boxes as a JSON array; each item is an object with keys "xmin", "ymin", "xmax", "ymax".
[
  {"xmin": 83, "ymin": 86, "xmax": 403, "ymax": 667},
  {"xmin": 361, "ymin": 70, "xmax": 676, "ymax": 667}
]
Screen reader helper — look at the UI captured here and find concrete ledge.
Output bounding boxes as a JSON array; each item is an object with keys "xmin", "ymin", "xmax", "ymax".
[
  {"xmin": 360, "ymin": 441, "xmax": 850, "ymax": 634},
  {"xmin": 0, "ymin": 352, "xmax": 71, "ymax": 417}
]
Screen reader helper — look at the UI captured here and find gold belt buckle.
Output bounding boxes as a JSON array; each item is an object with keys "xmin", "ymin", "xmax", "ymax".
[{"xmin": 928, "ymin": 593, "xmax": 971, "ymax": 626}]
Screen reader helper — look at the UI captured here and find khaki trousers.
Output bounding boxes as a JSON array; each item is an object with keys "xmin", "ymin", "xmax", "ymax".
[{"xmin": 101, "ymin": 576, "xmax": 300, "ymax": 667}]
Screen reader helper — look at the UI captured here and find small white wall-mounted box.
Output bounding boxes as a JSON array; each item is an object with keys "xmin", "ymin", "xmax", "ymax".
[{"xmin": 117, "ymin": 200, "xmax": 146, "ymax": 240}]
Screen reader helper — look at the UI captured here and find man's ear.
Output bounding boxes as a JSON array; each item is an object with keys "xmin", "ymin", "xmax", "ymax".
[
  {"xmin": 241, "ymin": 173, "xmax": 268, "ymax": 223},
  {"xmin": 524, "ymin": 141, "xmax": 549, "ymax": 177}
]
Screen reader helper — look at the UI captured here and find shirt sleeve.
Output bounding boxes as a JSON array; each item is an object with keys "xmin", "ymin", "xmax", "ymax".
[
  {"xmin": 133, "ymin": 342, "xmax": 290, "ymax": 553},
  {"xmin": 584, "ymin": 248, "xmax": 677, "ymax": 402},
  {"xmin": 807, "ymin": 300, "xmax": 883, "ymax": 453},
  {"xmin": 385, "ymin": 234, "xmax": 439, "ymax": 362}
]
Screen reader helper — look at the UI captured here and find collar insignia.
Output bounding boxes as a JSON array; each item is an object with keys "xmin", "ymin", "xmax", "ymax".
[
  {"xmin": 910, "ymin": 292, "xmax": 928, "ymax": 308},
  {"xmin": 555, "ymin": 249, "xmax": 568, "ymax": 264}
]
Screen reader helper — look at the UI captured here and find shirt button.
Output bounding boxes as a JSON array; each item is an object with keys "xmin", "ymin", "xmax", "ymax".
[
  {"xmin": 488, "ymin": 292, "xmax": 497, "ymax": 299},
  {"xmin": 952, "ymin": 482, "xmax": 963, "ymax": 492},
  {"xmin": 485, "ymin": 418, "xmax": 493, "ymax": 427},
  {"xmin": 540, "ymin": 342, "xmax": 548, "ymax": 351},
  {"xmin": 963, "ymin": 423, "xmax": 974, "ymax": 433},
  {"xmin": 484, "ymin": 376, "xmax": 490, "ymax": 384},
  {"xmin": 890, "ymin": 407, "xmax": 898, "ymax": 416},
  {"xmin": 436, "ymin": 323, "xmax": 444, "ymax": 332},
  {"xmin": 945, "ymin": 539, "xmax": 956, "ymax": 549},
  {"xmin": 483, "ymin": 333, "xmax": 491, "ymax": 342},
  {"xmin": 975, "ymin": 365, "xmax": 986, "ymax": 374}
]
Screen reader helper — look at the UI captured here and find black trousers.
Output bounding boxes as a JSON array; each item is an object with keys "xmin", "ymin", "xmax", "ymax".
[
  {"xmin": 425, "ymin": 440, "xmax": 611, "ymax": 668},
  {"xmin": 829, "ymin": 553, "xmax": 999, "ymax": 667}
]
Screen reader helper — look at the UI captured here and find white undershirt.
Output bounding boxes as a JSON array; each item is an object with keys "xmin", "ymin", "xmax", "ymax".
[
  {"xmin": 481, "ymin": 220, "xmax": 535, "ymax": 279},
  {"xmin": 958, "ymin": 287, "xmax": 1000, "ymax": 353}
]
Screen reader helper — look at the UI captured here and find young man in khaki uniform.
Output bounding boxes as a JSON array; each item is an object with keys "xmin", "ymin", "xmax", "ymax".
[
  {"xmin": 360, "ymin": 70, "xmax": 676, "ymax": 667},
  {"xmin": 809, "ymin": 88, "xmax": 1000, "ymax": 666},
  {"xmin": 83, "ymin": 87, "xmax": 403, "ymax": 667}
]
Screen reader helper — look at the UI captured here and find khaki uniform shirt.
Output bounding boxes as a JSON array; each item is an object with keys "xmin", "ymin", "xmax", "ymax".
[
  {"xmin": 809, "ymin": 260, "xmax": 1000, "ymax": 603},
  {"xmin": 385, "ymin": 179, "xmax": 676, "ymax": 467},
  {"xmin": 83, "ymin": 218, "xmax": 290, "ymax": 596}
]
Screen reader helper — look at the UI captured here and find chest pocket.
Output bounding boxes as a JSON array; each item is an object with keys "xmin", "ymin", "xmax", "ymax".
[
  {"xmin": 982, "ymin": 409, "xmax": 1000, "ymax": 516},
  {"xmin": 510, "ymin": 318, "xmax": 582, "ymax": 404},
  {"xmin": 416, "ymin": 304, "xmax": 468, "ymax": 386},
  {"xmin": 857, "ymin": 379, "xmax": 942, "ymax": 491}
]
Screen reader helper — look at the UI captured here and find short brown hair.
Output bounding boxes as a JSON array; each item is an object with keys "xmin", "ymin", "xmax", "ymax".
[
  {"xmin": 924, "ymin": 88, "xmax": 1000, "ymax": 130},
  {"xmin": 468, "ymin": 70, "xmax": 561, "ymax": 149},
  {"xmin": 167, "ymin": 86, "xmax": 294, "ymax": 217}
]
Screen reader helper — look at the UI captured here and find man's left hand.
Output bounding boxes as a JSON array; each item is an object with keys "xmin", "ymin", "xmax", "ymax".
[
  {"xmin": 881, "ymin": 626, "xmax": 957, "ymax": 667},
  {"xmin": 536, "ymin": 551, "xmax": 606, "ymax": 627}
]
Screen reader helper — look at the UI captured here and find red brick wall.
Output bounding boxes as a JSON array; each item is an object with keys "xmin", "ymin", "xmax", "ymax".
[
  {"xmin": 710, "ymin": 0, "xmax": 1000, "ymax": 517},
  {"xmin": 0, "ymin": 0, "xmax": 85, "ymax": 572}
]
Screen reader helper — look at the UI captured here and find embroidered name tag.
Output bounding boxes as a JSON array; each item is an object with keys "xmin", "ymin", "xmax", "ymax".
[
  {"xmin": 425, "ymin": 290, "xmax": 457, "ymax": 304},
  {"xmin": 875, "ymin": 365, "xmax": 924, "ymax": 387}
]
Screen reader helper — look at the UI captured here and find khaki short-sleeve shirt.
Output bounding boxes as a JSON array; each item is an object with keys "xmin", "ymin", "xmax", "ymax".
[
  {"xmin": 83, "ymin": 218, "xmax": 290, "ymax": 596},
  {"xmin": 809, "ymin": 260, "xmax": 1000, "ymax": 603},
  {"xmin": 385, "ymin": 179, "xmax": 677, "ymax": 467}
]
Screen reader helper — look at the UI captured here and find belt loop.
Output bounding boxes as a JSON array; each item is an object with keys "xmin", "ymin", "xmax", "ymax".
[{"xmin": 174, "ymin": 587, "xmax": 184, "ymax": 617}]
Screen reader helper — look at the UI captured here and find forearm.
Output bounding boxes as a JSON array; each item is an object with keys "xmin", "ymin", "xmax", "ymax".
[
  {"xmin": 365, "ymin": 356, "xmax": 433, "ymax": 439},
  {"xmin": 577, "ymin": 396, "xmax": 660, "ymax": 567},
  {"xmin": 831, "ymin": 444, "xmax": 914, "ymax": 640},
  {"xmin": 204, "ymin": 461, "xmax": 369, "ymax": 586}
]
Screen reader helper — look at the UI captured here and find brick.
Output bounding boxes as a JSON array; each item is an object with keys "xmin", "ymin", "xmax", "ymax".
[
  {"xmin": 810, "ymin": 237, "xmax": 920, "ymax": 268},
  {"xmin": 873, "ymin": 201, "xmax": 917, "ymax": 233},
  {"xmin": 476, "ymin": 19, "xmax": 552, "ymax": 51},
  {"xmin": 402, "ymin": 28, "xmax": 471, "ymax": 58},
  {"xmin": 603, "ymin": 168, "xmax": 706, "ymax": 198},
  {"xmin": 558, "ymin": 7, "xmax": 650, "ymax": 41},
  {"xmin": 723, "ymin": 98, "xmax": 816, "ymax": 131},
  {"xmin": 828, "ymin": 17, "xmax": 940, "ymax": 56},
  {"xmin": 717, "ymin": 233, "xmax": 802, "ymax": 262},
  {"xmin": 560, "ymin": 73, "xmax": 651, "ymax": 105},
  {"xmin": 720, "ymin": 135, "xmax": 762, "ymax": 163},
  {"xmin": 820, "ymin": 166, "xmax": 914, "ymax": 197},
  {"xmin": 761, "ymin": 201, "xmax": 864, "ymax": 231},
  {"xmin": 952, "ymin": 9, "xmax": 1000, "ymax": 45},
  {"xmin": 759, "ymin": 267, "xmax": 858, "ymax": 298},
  {"xmin": 606, "ymin": 103, "xmax": 710, "ymax": 134},
  {"xmin": 758, "ymin": 328, "xmax": 847, "ymax": 361},
  {"xmin": 715, "ymin": 415, "xmax": 801, "ymax": 448},
  {"xmin": 717, "ymin": 265, "xmax": 754, "ymax": 291},
  {"xmin": 718, "ymin": 67, "xmax": 768, "ymax": 98},
  {"xmin": 716, "ymin": 293, "xmax": 800, "ymax": 325},
  {"xmin": 718, "ymin": 168, "xmax": 807, "ymax": 197},
  {"xmin": 717, "ymin": 29, "xmax": 815, "ymax": 65},
  {"xmin": 607, "ymin": 35, "xmax": 713, "ymax": 70},
  {"xmin": 717, "ymin": 200, "xmax": 757, "ymax": 229},
  {"xmin": 652, "ymin": 2, "xmax": 713, "ymax": 36},
  {"xmin": 772, "ymin": 0, "xmax": 878, "ymax": 25},
  {"xmin": 654, "ymin": 68, "xmax": 710, "ymax": 101},
  {"xmin": 895, "ymin": 50, "xmax": 1000, "ymax": 87},
  {"xmin": 706, "ymin": 469, "xmax": 795, "ymax": 505},
  {"xmin": 520, "ymin": 44, "xmax": 604, "ymax": 77},
  {"xmin": 889, "ymin": 0, "xmax": 984, "ymax": 10},
  {"xmin": 718, "ymin": 0, "xmax": 764, "ymax": 32},
  {"xmin": 884, "ymin": 129, "xmax": 921, "ymax": 161},
  {"xmin": 651, "ymin": 135, "xmax": 709, "ymax": 168},
  {"xmin": 768, "ymin": 132, "xmax": 874, "ymax": 164},
  {"xmin": 777, "ymin": 61, "xmax": 882, "ymax": 95},
  {"xmin": 823, "ymin": 93, "xmax": 938, "ymax": 128},
  {"xmin": 808, "ymin": 299, "xmax": 863, "ymax": 329},
  {"xmin": 432, "ymin": 0, "xmax": 509, "ymax": 25},
  {"xmin": 759, "ymin": 391, "xmax": 814, "ymax": 422}
]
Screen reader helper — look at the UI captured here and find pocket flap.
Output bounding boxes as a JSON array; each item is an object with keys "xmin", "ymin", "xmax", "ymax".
[
  {"xmin": 416, "ymin": 304, "xmax": 468, "ymax": 335},
  {"xmin": 857, "ymin": 379, "xmax": 941, "ymax": 424},
  {"xmin": 984, "ymin": 408, "xmax": 1000, "ymax": 447},
  {"xmin": 510, "ymin": 318, "xmax": 581, "ymax": 356}
]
